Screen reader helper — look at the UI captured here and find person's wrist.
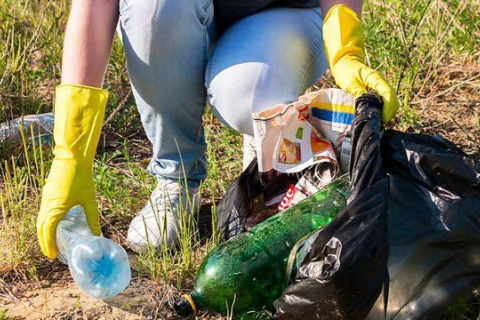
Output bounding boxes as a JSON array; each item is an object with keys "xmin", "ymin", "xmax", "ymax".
[
  {"xmin": 57, "ymin": 83, "xmax": 106, "ymax": 91},
  {"xmin": 322, "ymin": 4, "xmax": 366, "ymax": 70},
  {"xmin": 46, "ymin": 158, "xmax": 94, "ymax": 185},
  {"xmin": 323, "ymin": 4, "xmax": 360, "ymax": 24},
  {"xmin": 330, "ymin": 57, "xmax": 366, "ymax": 97},
  {"xmin": 331, "ymin": 55, "xmax": 364, "ymax": 76},
  {"xmin": 51, "ymin": 146, "xmax": 96, "ymax": 168}
]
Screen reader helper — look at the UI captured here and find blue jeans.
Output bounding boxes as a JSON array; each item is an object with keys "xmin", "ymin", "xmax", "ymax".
[{"xmin": 118, "ymin": 0, "xmax": 327, "ymax": 186}]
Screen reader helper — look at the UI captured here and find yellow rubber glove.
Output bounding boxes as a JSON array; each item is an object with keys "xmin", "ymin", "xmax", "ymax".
[
  {"xmin": 323, "ymin": 4, "xmax": 400, "ymax": 124},
  {"xmin": 37, "ymin": 84, "xmax": 108, "ymax": 259}
]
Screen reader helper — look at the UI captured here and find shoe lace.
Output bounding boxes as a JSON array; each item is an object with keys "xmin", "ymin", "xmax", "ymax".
[{"xmin": 151, "ymin": 180, "xmax": 181, "ymax": 206}]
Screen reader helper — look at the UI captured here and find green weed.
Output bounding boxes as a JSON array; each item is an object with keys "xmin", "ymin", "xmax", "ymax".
[
  {"xmin": 0, "ymin": 308, "xmax": 9, "ymax": 320},
  {"xmin": 443, "ymin": 296, "xmax": 478, "ymax": 320},
  {"xmin": 0, "ymin": 129, "xmax": 48, "ymax": 277},
  {"xmin": 0, "ymin": 0, "xmax": 67, "ymax": 122},
  {"xmin": 203, "ymin": 107, "xmax": 243, "ymax": 200}
]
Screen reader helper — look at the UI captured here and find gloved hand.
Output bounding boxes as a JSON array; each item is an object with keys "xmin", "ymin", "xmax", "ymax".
[
  {"xmin": 323, "ymin": 4, "xmax": 400, "ymax": 124},
  {"xmin": 37, "ymin": 84, "xmax": 108, "ymax": 259}
]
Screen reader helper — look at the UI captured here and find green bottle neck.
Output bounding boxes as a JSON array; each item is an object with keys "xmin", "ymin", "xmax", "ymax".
[{"xmin": 174, "ymin": 293, "xmax": 199, "ymax": 317}]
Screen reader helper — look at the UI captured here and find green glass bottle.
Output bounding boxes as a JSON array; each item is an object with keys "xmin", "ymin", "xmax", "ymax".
[{"xmin": 175, "ymin": 175, "xmax": 350, "ymax": 317}]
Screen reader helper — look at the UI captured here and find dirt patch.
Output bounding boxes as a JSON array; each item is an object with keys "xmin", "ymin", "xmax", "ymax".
[
  {"xmin": 0, "ymin": 254, "xmax": 197, "ymax": 320},
  {"xmin": 1, "ymin": 254, "xmax": 181, "ymax": 320},
  {"xmin": 1, "ymin": 271, "xmax": 222, "ymax": 320},
  {"xmin": 2, "ymin": 278, "xmax": 165, "ymax": 319}
]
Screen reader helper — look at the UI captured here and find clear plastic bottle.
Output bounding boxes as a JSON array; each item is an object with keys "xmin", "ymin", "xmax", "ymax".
[{"xmin": 56, "ymin": 206, "xmax": 131, "ymax": 299}]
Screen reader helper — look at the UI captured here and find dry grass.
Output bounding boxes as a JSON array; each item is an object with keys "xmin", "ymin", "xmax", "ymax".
[{"xmin": 411, "ymin": 52, "xmax": 480, "ymax": 156}]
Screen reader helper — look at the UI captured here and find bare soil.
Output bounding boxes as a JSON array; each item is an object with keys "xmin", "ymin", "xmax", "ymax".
[
  {"xmin": 2, "ymin": 276, "xmax": 167, "ymax": 319},
  {"xmin": 1, "ymin": 254, "xmax": 179, "ymax": 320}
]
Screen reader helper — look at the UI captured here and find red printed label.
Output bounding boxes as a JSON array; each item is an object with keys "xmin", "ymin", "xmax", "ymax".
[{"xmin": 277, "ymin": 184, "xmax": 307, "ymax": 211}]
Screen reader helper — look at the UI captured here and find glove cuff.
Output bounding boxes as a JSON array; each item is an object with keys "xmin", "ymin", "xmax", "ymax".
[
  {"xmin": 53, "ymin": 84, "xmax": 108, "ymax": 164},
  {"xmin": 323, "ymin": 4, "xmax": 365, "ymax": 69}
]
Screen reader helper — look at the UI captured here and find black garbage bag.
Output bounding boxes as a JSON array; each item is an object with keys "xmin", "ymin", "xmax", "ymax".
[
  {"xmin": 274, "ymin": 94, "xmax": 480, "ymax": 319},
  {"xmin": 273, "ymin": 94, "xmax": 390, "ymax": 319},
  {"xmin": 216, "ymin": 153, "xmax": 300, "ymax": 241},
  {"xmin": 217, "ymin": 92, "xmax": 480, "ymax": 318},
  {"xmin": 365, "ymin": 130, "xmax": 480, "ymax": 319},
  {"xmin": 216, "ymin": 157, "xmax": 264, "ymax": 241}
]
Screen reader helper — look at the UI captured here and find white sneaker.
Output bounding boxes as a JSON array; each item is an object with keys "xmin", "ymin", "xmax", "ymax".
[{"xmin": 127, "ymin": 179, "xmax": 200, "ymax": 253}]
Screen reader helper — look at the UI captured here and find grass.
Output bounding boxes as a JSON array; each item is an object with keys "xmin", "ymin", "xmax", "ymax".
[
  {"xmin": 0, "ymin": 309, "xmax": 8, "ymax": 320},
  {"xmin": 443, "ymin": 297, "xmax": 479, "ymax": 320},
  {"xmin": 1, "ymin": 0, "xmax": 479, "ymax": 318},
  {"xmin": 364, "ymin": 0, "xmax": 479, "ymax": 130},
  {"xmin": 0, "ymin": 129, "xmax": 45, "ymax": 277}
]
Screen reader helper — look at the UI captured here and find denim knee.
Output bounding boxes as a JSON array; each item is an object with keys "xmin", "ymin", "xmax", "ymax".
[
  {"xmin": 206, "ymin": 8, "xmax": 326, "ymax": 136},
  {"xmin": 207, "ymin": 62, "xmax": 278, "ymax": 136},
  {"xmin": 118, "ymin": 0, "xmax": 214, "ymax": 182}
]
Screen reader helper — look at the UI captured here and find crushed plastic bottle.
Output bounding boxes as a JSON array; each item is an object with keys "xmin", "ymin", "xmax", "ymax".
[{"xmin": 56, "ymin": 206, "xmax": 131, "ymax": 299}]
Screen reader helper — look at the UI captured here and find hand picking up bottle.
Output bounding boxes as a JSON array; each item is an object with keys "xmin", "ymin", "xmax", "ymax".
[
  {"xmin": 56, "ymin": 206, "xmax": 131, "ymax": 300},
  {"xmin": 35, "ymin": 85, "xmax": 130, "ymax": 298},
  {"xmin": 37, "ymin": 84, "xmax": 107, "ymax": 260}
]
